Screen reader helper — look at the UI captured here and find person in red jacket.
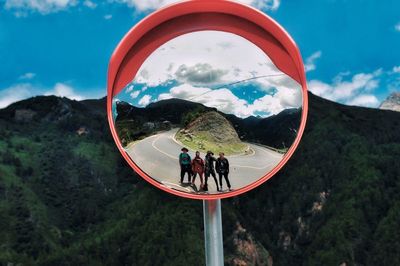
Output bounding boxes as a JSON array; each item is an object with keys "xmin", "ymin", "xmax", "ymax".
[{"xmin": 191, "ymin": 151, "xmax": 205, "ymax": 190}]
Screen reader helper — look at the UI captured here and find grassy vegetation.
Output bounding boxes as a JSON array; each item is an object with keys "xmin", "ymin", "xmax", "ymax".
[{"xmin": 175, "ymin": 130, "xmax": 249, "ymax": 155}]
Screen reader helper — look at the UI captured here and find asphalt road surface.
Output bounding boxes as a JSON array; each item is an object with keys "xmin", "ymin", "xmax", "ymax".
[{"xmin": 125, "ymin": 129, "xmax": 283, "ymax": 194}]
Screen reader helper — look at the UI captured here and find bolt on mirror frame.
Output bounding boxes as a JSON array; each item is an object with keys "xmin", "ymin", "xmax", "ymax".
[{"xmin": 107, "ymin": 0, "xmax": 308, "ymax": 200}]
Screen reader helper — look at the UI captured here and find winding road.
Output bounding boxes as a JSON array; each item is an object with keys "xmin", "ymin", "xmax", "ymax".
[{"xmin": 125, "ymin": 129, "xmax": 283, "ymax": 194}]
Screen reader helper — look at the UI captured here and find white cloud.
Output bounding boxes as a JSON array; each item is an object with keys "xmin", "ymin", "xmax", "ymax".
[
  {"xmin": 308, "ymin": 70, "xmax": 382, "ymax": 107},
  {"xmin": 347, "ymin": 94, "xmax": 379, "ymax": 107},
  {"xmin": 138, "ymin": 94, "xmax": 152, "ymax": 106},
  {"xmin": 158, "ymin": 84, "xmax": 253, "ymax": 117},
  {"xmin": 125, "ymin": 84, "xmax": 134, "ymax": 92},
  {"xmin": 250, "ymin": 0, "xmax": 280, "ymax": 11},
  {"xmin": 5, "ymin": 0, "xmax": 77, "ymax": 15},
  {"xmin": 0, "ymin": 82, "xmax": 91, "ymax": 108},
  {"xmin": 387, "ymin": 66, "xmax": 400, "ymax": 92},
  {"xmin": 395, "ymin": 22, "xmax": 400, "ymax": 32},
  {"xmin": 130, "ymin": 90, "xmax": 140, "ymax": 99},
  {"xmin": 104, "ymin": 14, "xmax": 112, "ymax": 20},
  {"xmin": 83, "ymin": 0, "xmax": 96, "ymax": 9},
  {"xmin": 158, "ymin": 83, "xmax": 301, "ymax": 118},
  {"xmin": 134, "ymin": 31, "xmax": 287, "ymax": 88},
  {"xmin": 45, "ymin": 82, "xmax": 83, "ymax": 100},
  {"xmin": 175, "ymin": 63, "xmax": 228, "ymax": 85},
  {"xmin": 113, "ymin": 0, "xmax": 176, "ymax": 10},
  {"xmin": 127, "ymin": 30, "xmax": 303, "ymax": 118},
  {"xmin": 4, "ymin": 0, "xmax": 280, "ymax": 16},
  {"xmin": 113, "ymin": 0, "xmax": 280, "ymax": 11},
  {"xmin": 0, "ymin": 83, "xmax": 33, "ymax": 108},
  {"xmin": 304, "ymin": 51, "xmax": 322, "ymax": 72},
  {"xmin": 19, "ymin": 72, "xmax": 36, "ymax": 80}
]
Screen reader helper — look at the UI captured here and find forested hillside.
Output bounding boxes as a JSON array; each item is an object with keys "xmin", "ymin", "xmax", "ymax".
[{"xmin": 0, "ymin": 93, "xmax": 399, "ymax": 265}]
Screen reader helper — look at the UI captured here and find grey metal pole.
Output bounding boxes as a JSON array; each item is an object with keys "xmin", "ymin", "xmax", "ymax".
[{"xmin": 203, "ymin": 199, "xmax": 224, "ymax": 266}]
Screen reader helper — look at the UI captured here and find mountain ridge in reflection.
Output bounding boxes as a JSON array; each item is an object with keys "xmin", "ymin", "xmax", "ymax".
[{"xmin": 115, "ymin": 98, "xmax": 301, "ymax": 151}]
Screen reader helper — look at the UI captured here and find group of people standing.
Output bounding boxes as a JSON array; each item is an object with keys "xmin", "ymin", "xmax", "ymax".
[{"xmin": 179, "ymin": 147, "xmax": 231, "ymax": 192}]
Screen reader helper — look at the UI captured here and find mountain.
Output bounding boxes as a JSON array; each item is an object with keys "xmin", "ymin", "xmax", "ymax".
[
  {"xmin": 0, "ymin": 93, "xmax": 400, "ymax": 265},
  {"xmin": 115, "ymin": 98, "xmax": 300, "ymax": 149},
  {"xmin": 379, "ymin": 92, "xmax": 400, "ymax": 112},
  {"xmin": 181, "ymin": 111, "xmax": 242, "ymax": 144},
  {"xmin": 176, "ymin": 111, "xmax": 248, "ymax": 155},
  {"xmin": 225, "ymin": 108, "xmax": 302, "ymax": 150},
  {"xmin": 115, "ymin": 99, "xmax": 212, "ymax": 145}
]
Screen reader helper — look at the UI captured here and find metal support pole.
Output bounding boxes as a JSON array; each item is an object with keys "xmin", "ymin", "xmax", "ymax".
[{"xmin": 203, "ymin": 199, "xmax": 224, "ymax": 266}]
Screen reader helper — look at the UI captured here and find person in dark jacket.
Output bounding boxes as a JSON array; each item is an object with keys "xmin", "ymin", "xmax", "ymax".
[
  {"xmin": 216, "ymin": 152, "xmax": 231, "ymax": 191},
  {"xmin": 204, "ymin": 151, "xmax": 220, "ymax": 192},
  {"xmin": 191, "ymin": 151, "xmax": 205, "ymax": 190},
  {"xmin": 179, "ymin": 147, "xmax": 191, "ymax": 183}
]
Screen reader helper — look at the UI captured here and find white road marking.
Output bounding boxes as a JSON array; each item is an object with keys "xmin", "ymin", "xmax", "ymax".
[
  {"xmin": 124, "ymin": 134, "xmax": 158, "ymax": 150},
  {"xmin": 170, "ymin": 130, "xmax": 184, "ymax": 146},
  {"xmin": 151, "ymin": 136, "xmax": 179, "ymax": 160},
  {"xmin": 161, "ymin": 181, "xmax": 192, "ymax": 192}
]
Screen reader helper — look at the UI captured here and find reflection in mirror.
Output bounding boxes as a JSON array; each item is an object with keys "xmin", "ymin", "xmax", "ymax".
[{"xmin": 112, "ymin": 31, "xmax": 303, "ymax": 195}]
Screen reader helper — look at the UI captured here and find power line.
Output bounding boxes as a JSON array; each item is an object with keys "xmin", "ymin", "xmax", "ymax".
[
  {"xmin": 213, "ymin": 73, "xmax": 285, "ymax": 90},
  {"xmin": 188, "ymin": 73, "xmax": 285, "ymax": 101}
]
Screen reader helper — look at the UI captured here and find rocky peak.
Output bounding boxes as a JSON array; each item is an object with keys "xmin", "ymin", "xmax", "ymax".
[
  {"xmin": 379, "ymin": 92, "xmax": 400, "ymax": 112},
  {"xmin": 183, "ymin": 111, "xmax": 241, "ymax": 144},
  {"xmin": 227, "ymin": 222, "xmax": 273, "ymax": 266},
  {"xmin": 177, "ymin": 111, "xmax": 249, "ymax": 154}
]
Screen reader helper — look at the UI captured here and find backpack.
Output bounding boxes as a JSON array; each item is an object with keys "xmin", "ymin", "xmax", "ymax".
[{"xmin": 180, "ymin": 153, "xmax": 190, "ymax": 165}]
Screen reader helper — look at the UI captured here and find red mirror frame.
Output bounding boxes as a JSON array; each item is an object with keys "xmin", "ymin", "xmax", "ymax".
[{"xmin": 107, "ymin": 0, "xmax": 308, "ymax": 200}]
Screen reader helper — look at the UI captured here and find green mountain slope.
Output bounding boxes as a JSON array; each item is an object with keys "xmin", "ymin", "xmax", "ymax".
[
  {"xmin": 0, "ymin": 93, "xmax": 399, "ymax": 265},
  {"xmin": 115, "ymin": 98, "xmax": 301, "ymax": 150}
]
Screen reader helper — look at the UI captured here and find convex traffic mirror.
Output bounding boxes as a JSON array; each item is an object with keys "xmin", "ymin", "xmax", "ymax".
[{"xmin": 107, "ymin": 0, "xmax": 308, "ymax": 200}]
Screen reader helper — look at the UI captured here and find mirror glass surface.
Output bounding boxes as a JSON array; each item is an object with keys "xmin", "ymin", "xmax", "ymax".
[{"xmin": 112, "ymin": 31, "xmax": 303, "ymax": 194}]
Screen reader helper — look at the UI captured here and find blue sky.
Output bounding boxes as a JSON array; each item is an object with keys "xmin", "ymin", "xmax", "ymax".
[{"xmin": 0, "ymin": 0, "xmax": 399, "ymax": 109}]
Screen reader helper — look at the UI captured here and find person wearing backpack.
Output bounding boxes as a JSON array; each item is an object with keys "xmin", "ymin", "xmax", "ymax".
[
  {"xmin": 179, "ymin": 147, "xmax": 192, "ymax": 184},
  {"xmin": 204, "ymin": 151, "xmax": 220, "ymax": 192},
  {"xmin": 191, "ymin": 151, "xmax": 205, "ymax": 190},
  {"xmin": 216, "ymin": 152, "xmax": 231, "ymax": 191}
]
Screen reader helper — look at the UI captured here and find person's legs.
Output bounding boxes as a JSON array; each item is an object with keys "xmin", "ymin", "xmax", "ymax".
[
  {"xmin": 185, "ymin": 165, "xmax": 191, "ymax": 183},
  {"xmin": 204, "ymin": 173, "xmax": 209, "ymax": 191},
  {"xmin": 218, "ymin": 173, "xmax": 223, "ymax": 190},
  {"xmin": 180, "ymin": 167, "xmax": 185, "ymax": 183},
  {"xmin": 199, "ymin": 173, "xmax": 204, "ymax": 189},
  {"xmin": 224, "ymin": 173, "xmax": 231, "ymax": 189},
  {"xmin": 192, "ymin": 172, "xmax": 197, "ymax": 184},
  {"xmin": 211, "ymin": 171, "xmax": 219, "ymax": 191}
]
